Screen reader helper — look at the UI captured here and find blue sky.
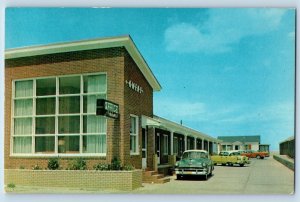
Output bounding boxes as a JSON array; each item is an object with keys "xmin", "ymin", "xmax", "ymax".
[{"xmin": 5, "ymin": 8, "xmax": 295, "ymax": 150}]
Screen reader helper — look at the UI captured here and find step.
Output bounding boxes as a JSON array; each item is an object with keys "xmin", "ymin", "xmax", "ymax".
[
  {"xmin": 143, "ymin": 174, "xmax": 163, "ymax": 181},
  {"xmin": 143, "ymin": 171, "xmax": 158, "ymax": 177}
]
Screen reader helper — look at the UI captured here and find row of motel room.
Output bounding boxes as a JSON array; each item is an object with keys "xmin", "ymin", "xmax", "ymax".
[{"xmin": 4, "ymin": 35, "xmax": 269, "ymax": 171}]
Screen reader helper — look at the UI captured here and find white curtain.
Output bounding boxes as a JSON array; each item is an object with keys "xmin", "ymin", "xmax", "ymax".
[
  {"xmin": 14, "ymin": 99, "xmax": 33, "ymax": 116},
  {"xmin": 13, "ymin": 137, "xmax": 32, "ymax": 153},
  {"xmin": 15, "ymin": 80, "xmax": 33, "ymax": 98},
  {"xmin": 87, "ymin": 75, "xmax": 106, "ymax": 93},
  {"xmin": 84, "ymin": 135, "xmax": 106, "ymax": 153},
  {"xmin": 84, "ymin": 74, "xmax": 107, "ymax": 153},
  {"xmin": 14, "ymin": 118, "xmax": 32, "ymax": 135},
  {"xmin": 85, "ymin": 115, "xmax": 106, "ymax": 153}
]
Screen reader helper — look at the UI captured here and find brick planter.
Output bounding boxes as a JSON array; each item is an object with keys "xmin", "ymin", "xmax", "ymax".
[{"xmin": 5, "ymin": 169, "xmax": 142, "ymax": 191}]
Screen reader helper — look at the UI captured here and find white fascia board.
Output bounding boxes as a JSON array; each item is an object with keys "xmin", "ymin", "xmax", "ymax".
[
  {"xmin": 5, "ymin": 36, "xmax": 162, "ymax": 92},
  {"xmin": 153, "ymin": 115, "xmax": 222, "ymax": 143}
]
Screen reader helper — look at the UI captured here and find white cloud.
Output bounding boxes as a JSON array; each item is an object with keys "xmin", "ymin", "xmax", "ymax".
[{"xmin": 164, "ymin": 9, "xmax": 287, "ymax": 53}]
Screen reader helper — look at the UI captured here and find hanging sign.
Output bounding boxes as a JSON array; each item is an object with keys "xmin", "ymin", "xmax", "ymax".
[{"xmin": 96, "ymin": 99, "xmax": 119, "ymax": 119}]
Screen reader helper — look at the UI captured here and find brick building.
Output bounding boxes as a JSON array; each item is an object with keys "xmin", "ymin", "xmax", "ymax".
[{"xmin": 5, "ymin": 36, "xmax": 221, "ymax": 171}]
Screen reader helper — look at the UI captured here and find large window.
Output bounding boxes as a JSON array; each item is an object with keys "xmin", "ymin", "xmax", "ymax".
[
  {"xmin": 12, "ymin": 73, "xmax": 107, "ymax": 156},
  {"xmin": 130, "ymin": 115, "xmax": 139, "ymax": 154}
]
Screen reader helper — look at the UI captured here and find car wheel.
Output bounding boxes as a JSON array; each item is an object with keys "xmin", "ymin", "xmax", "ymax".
[
  {"xmin": 239, "ymin": 163, "xmax": 244, "ymax": 167},
  {"xmin": 176, "ymin": 174, "xmax": 182, "ymax": 180},
  {"xmin": 261, "ymin": 157, "xmax": 265, "ymax": 159},
  {"xmin": 256, "ymin": 155, "xmax": 261, "ymax": 159},
  {"xmin": 208, "ymin": 166, "xmax": 213, "ymax": 176}
]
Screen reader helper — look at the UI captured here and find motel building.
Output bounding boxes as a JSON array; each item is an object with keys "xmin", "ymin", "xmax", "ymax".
[{"xmin": 4, "ymin": 35, "xmax": 221, "ymax": 176}]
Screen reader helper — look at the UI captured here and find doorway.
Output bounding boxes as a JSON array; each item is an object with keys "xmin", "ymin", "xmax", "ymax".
[{"xmin": 142, "ymin": 128, "xmax": 147, "ymax": 169}]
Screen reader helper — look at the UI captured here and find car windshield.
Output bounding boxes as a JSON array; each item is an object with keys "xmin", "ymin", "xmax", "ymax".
[{"xmin": 182, "ymin": 151, "xmax": 207, "ymax": 159}]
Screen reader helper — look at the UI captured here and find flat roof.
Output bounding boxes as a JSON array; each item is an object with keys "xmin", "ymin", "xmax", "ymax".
[{"xmin": 5, "ymin": 35, "xmax": 162, "ymax": 91}]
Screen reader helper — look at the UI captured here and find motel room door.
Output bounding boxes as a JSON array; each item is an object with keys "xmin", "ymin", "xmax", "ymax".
[{"xmin": 142, "ymin": 128, "xmax": 147, "ymax": 169}]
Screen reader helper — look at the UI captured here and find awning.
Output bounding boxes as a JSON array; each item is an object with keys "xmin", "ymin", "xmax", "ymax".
[{"xmin": 141, "ymin": 115, "xmax": 162, "ymax": 128}]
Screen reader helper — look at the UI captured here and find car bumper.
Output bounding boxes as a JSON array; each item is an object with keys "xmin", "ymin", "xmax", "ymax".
[{"xmin": 175, "ymin": 168, "xmax": 208, "ymax": 175}]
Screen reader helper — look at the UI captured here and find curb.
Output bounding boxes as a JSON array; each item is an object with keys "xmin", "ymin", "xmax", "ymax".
[{"xmin": 273, "ymin": 155, "xmax": 294, "ymax": 171}]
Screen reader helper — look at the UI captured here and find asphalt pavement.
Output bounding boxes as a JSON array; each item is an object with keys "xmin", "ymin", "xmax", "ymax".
[{"xmin": 132, "ymin": 156, "xmax": 294, "ymax": 194}]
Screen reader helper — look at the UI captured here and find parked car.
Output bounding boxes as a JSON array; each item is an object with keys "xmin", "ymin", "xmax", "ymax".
[
  {"xmin": 175, "ymin": 150, "xmax": 214, "ymax": 180},
  {"xmin": 239, "ymin": 150, "xmax": 269, "ymax": 159},
  {"xmin": 211, "ymin": 151, "xmax": 248, "ymax": 167}
]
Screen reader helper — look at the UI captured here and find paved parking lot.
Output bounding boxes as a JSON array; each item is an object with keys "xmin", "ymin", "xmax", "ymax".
[
  {"xmin": 5, "ymin": 156, "xmax": 294, "ymax": 194},
  {"xmin": 132, "ymin": 156, "xmax": 294, "ymax": 194}
]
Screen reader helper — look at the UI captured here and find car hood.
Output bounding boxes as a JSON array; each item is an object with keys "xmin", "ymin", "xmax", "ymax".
[{"xmin": 177, "ymin": 158, "xmax": 210, "ymax": 167}]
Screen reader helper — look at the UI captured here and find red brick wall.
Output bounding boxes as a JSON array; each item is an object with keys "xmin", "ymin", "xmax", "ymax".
[
  {"xmin": 123, "ymin": 51, "xmax": 153, "ymax": 169},
  {"xmin": 4, "ymin": 47, "xmax": 128, "ymax": 169}
]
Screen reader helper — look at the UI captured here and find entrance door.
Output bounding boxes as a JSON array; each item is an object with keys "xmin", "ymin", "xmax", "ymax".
[
  {"xmin": 142, "ymin": 129, "xmax": 147, "ymax": 169},
  {"xmin": 156, "ymin": 133, "xmax": 160, "ymax": 164}
]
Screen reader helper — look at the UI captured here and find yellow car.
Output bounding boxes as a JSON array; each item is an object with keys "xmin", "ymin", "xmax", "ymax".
[{"xmin": 211, "ymin": 151, "xmax": 249, "ymax": 167}]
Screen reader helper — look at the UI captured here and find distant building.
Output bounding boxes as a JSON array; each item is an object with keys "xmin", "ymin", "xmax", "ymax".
[
  {"xmin": 279, "ymin": 136, "xmax": 294, "ymax": 158},
  {"xmin": 218, "ymin": 135, "xmax": 269, "ymax": 152}
]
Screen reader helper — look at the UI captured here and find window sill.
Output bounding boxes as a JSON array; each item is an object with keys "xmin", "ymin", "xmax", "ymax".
[{"xmin": 130, "ymin": 152, "xmax": 140, "ymax": 156}]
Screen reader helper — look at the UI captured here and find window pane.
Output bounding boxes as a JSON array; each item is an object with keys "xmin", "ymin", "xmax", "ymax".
[
  {"xmin": 130, "ymin": 136, "xmax": 136, "ymax": 153},
  {"xmin": 36, "ymin": 98, "xmax": 55, "ymax": 115},
  {"xmin": 36, "ymin": 117, "xmax": 55, "ymax": 134},
  {"xmin": 83, "ymin": 94, "xmax": 106, "ymax": 113},
  {"xmin": 14, "ymin": 99, "xmax": 33, "ymax": 116},
  {"xmin": 15, "ymin": 80, "xmax": 33, "ymax": 98},
  {"xmin": 59, "ymin": 96, "xmax": 80, "ymax": 114},
  {"xmin": 83, "ymin": 115, "xmax": 106, "ymax": 133},
  {"xmin": 130, "ymin": 117, "xmax": 136, "ymax": 134},
  {"xmin": 58, "ymin": 136, "xmax": 79, "ymax": 153},
  {"xmin": 36, "ymin": 78, "xmax": 56, "ymax": 96},
  {"xmin": 14, "ymin": 118, "xmax": 32, "ymax": 135},
  {"xmin": 58, "ymin": 116, "xmax": 80, "ymax": 134},
  {"xmin": 59, "ymin": 76, "xmax": 80, "ymax": 94},
  {"xmin": 83, "ymin": 135, "xmax": 106, "ymax": 153},
  {"xmin": 13, "ymin": 137, "xmax": 32, "ymax": 153},
  {"xmin": 35, "ymin": 136, "xmax": 55, "ymax": 153},
  {"xmin": 83, "ymin": 74, "xmax": 106, "ymax": 93}
]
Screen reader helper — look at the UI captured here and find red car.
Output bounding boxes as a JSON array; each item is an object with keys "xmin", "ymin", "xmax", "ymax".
[{"xmin": 239, "ymin": 150, "xmax": 269, "ymax": 159}]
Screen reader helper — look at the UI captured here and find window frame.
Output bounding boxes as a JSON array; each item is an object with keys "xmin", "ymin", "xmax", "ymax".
[
  {"xmin": 130, "ymin": 114, "xmax": 139, "ymax": 155},
  {"xmin": 11, "ymin": 72, "xmax": 108, "ymax": 157}
]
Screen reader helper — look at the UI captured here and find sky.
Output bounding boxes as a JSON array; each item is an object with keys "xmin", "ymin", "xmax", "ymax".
[{"xmin": 5, "ymin": 8, "xmax": 295, "ymax": 150}]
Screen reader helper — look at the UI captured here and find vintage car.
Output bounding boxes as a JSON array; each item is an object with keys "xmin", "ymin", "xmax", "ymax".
[
  {"xmin": 175, "ymin": 150, "xmax": 214, "ymax": 180},
  {"xmin": 211, "ymin": 151, "xmax": 249, "ymax": 167},
  {"xmin": 239, "ymin": 150, "xmax": 269, "ymax": 159}
]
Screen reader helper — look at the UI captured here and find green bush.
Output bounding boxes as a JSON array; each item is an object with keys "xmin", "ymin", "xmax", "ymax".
[
  {"xmin": 7, "ymin": 183, "xmax": 16, "ymax": 189},
  {"xmin": 93, "ymin": 163, "xmax": 111, "ymax": 171},
  {"xmin": 68, "ymin": 158, "xmax": 87, "ymax": 170},
  {"xmin": 48, "ymin": 158, "xmax": 60, "ymax": 170},
  {"xmin": 123, "ymin": 164, "xmax": 134, "ymax": 171},
  {"xmin": 111, "ymin": 157, "xmax": 121, "ymax": 170}
]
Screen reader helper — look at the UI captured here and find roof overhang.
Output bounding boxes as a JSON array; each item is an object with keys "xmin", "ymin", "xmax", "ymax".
[
  {"xmin": 153, "ymin": 115, "xmax": 222, "ymax": 143},
  {"xmin": 5, "ymin": 35, "xmax": 162, "ymax": 91}
]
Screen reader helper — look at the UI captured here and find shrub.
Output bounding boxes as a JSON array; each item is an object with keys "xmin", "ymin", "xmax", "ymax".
[
  {"xmin": 48, "ymin": 158, "xmax": 60, "ymax": 170},
  {"xmin": 32, "ymin": 164, "xmax": 42, "ymax": 170},
  {"xmin": 93, "ymin": 163, "xmax": 111, "ymax": 171},
  {"xmin": 111, "ymin": 157, "xmax": 121, "ymax": 170},
  {"xmin": 7, "ymin": 183, "xmax": 16, "ymax": 189},
  {"xmin": 123, "ymin": 164, "xmax": 134, "ymax": 171},
  {"xmin": 68, "ymin": 158, "xmax": 87, "ymax": 170}
]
